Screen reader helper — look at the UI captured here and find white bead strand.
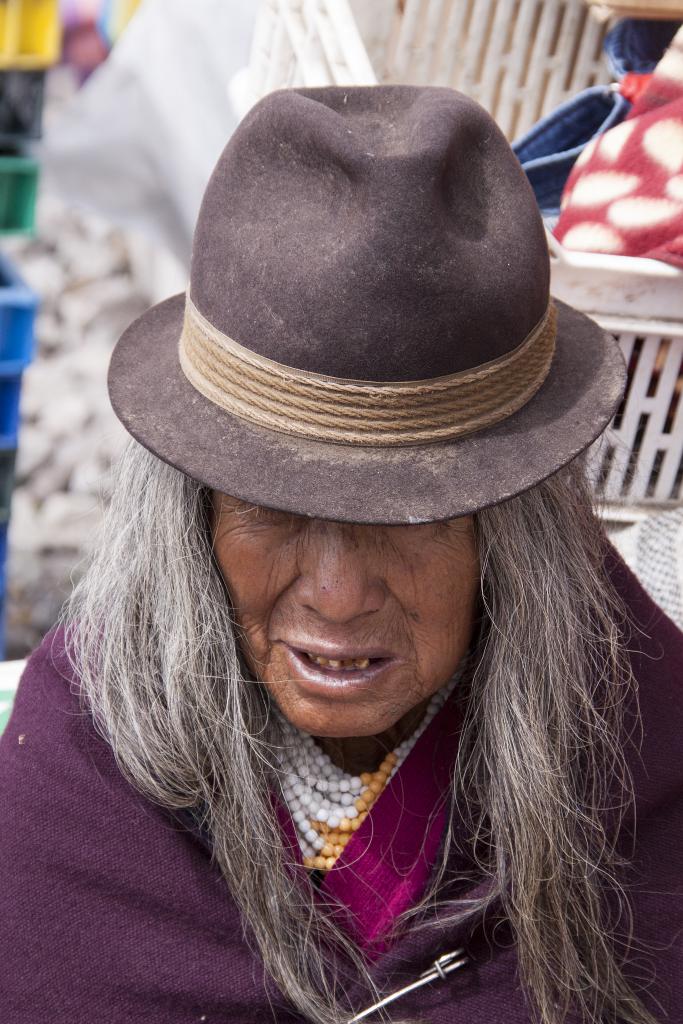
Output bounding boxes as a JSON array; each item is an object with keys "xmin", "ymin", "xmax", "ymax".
[{"xmin": 276, "ymin": 667, "xmax": 463, "ymax": 868}]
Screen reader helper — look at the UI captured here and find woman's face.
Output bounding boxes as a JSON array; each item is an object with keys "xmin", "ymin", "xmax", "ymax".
[{"xmin": 211, "ymin": 496, "xmax": 480, "ymax": 738}]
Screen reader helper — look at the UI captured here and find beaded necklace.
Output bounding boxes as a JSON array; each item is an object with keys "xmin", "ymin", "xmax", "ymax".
[{"xmin": 276, "ymin": 671, "xmax": 461, "ymax": 871}]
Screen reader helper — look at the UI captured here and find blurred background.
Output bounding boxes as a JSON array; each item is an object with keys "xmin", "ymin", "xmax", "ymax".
[{"xmin": 0, "ymin": 0, "xmax": 681, "ymax": 677}]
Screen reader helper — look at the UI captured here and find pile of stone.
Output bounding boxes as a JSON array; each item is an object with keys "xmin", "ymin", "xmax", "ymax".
[{"xmin": 3, "ymin": 194, "xmax": 148, "ymax": 657}]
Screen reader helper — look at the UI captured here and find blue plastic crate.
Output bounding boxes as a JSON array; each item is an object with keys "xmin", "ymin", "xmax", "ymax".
[
  {"xmin": 0, "ymin": 249, "xmax": 37, "ymax": 364},
  {"xmin": 0, "ymin": 370, "xmax": 22, "ymax": 448}
]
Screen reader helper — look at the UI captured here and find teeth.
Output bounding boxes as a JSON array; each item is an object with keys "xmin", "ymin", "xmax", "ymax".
[{"xmin": 306, "ymin": 653, "xmax": 372, "ymax": 670}]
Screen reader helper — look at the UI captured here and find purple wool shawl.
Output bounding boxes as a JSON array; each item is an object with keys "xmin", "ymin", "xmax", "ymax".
[{"xmin": 0, "ymin": 548, "xmax": 681, "ymax": 1023}]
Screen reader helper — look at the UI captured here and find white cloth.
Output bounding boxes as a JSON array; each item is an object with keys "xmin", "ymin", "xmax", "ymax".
[
  {"xmin": 609, "ymin": 508, "xmax": 683, "ymax": 630},
  {"xmin": 41, "ymin": 0, "xmax": 257, "ymax": 266}
]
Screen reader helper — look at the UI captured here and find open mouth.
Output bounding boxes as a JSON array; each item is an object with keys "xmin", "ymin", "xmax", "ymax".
[
  {"xmin": 301, "ymin": 651, "xmax": 382, "ymax": 671},
  {"xmin": 281, "ymin": 643, "xmax": 398, "ymax": 696},
  {"xmin": 281, "ymin": 643, "xmax": 397, "ymax": 687}
]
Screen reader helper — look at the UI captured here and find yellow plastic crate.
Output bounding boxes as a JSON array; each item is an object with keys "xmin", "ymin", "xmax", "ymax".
[{"xmin": 0, "ymin": 0, "xmax": 60, "ymax": 71}]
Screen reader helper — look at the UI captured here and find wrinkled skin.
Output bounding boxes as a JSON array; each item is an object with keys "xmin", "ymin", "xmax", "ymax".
[{"xmin": 211, "ymin": 495, "xmax": 480, "ymax": 772}]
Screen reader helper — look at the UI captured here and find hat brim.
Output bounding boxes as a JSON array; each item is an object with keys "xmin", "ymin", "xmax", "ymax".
[{"xmin": 108, "ymin": 294, "xmax": 625, "ymax": 524}]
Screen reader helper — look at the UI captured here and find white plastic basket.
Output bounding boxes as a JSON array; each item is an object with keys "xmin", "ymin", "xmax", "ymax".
[
  {"xmin": 550, "ymin": 238, "xmax": 683, "ymax": 508},
  {"xmin": 236, "ymin": 0, "xmax": 612, "ymax": 139},
  {"xmin": 233, "ymin": 0, "xmax": 683, "ymax": 512}
]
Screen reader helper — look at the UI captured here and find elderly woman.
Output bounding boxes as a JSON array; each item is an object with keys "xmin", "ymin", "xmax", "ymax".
[{"xmin": 1, "ymin": 86, "xmax": 681, "ymax": 1024}]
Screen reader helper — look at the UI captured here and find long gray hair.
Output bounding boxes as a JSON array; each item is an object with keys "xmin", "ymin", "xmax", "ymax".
[{"xmin": 63, "ymin": 440, "xmax": 657, "ymax": 1024}]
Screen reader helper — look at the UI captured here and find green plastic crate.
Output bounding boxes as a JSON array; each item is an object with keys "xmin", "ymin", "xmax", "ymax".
[
  {"xmin": 0, "ymin": 151, "xmax": 36, "ymax": 233},
  {"xmin": 0, "ymin": 682, "xmax": 15, "ymax": 732}
]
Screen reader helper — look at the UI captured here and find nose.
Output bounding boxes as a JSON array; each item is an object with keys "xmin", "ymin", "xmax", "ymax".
[{"xmin": 293, "ymin": 522, "xmax": 386, "ymax": 625}]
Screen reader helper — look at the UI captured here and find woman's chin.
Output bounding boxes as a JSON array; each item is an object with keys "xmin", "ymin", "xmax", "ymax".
[
  {"xmin": 276, "ymin": 702, "xmax": 401, "ymax": 739},
  {"xmin": 267, "ymin": 682, "xmax": 407, "ymax": 739}
]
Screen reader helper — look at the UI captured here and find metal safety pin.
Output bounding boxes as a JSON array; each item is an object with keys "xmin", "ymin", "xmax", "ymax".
[{"xmin": 348, "ymin": 948, "xmax": 470, "ymax": 1023}]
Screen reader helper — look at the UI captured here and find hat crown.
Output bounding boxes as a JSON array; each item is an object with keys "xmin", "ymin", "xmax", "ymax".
[{"xmin": 189, "ymin": 85, "xmax": 549, "ymax": 383}]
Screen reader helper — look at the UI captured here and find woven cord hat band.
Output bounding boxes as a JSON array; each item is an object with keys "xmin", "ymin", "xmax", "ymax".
[{"xmin": 178, "ymin": 294, "xmax": 557, "ymax": 447}]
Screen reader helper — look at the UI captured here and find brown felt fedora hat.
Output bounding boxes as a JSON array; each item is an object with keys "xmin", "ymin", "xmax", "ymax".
[{"xmin": 109, "ymin": 85, "xmax": 625, "ymax": 524}]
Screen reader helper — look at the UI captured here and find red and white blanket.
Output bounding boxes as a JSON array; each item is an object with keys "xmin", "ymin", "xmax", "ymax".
[{"xmin": 554, "ymin": 23, "xmax": 683, "ymax": 268}]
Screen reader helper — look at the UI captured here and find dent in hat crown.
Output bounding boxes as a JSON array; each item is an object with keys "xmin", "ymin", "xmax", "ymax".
[{"xmin": 189, "ymin": 84, "xmax": 550, "ymax": 384}]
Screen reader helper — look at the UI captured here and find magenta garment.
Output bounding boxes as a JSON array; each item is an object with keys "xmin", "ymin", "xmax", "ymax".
[
  {"xmin": 319, "ymin": 689, "xmax": 462, "ymax": 953},
  {"xmin": 274, "ymin": 684, "xmax": 462, "ymax": 954},
  {"xmin": 0, "ymin": 547, "xmax": 682, "ymax": 1023}
]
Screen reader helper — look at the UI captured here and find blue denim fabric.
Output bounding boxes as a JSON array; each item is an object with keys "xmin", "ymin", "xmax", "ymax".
[
  {"xmin": 604, "ymin": 18, "xmax": 680, "ymax": 78},
  {"xmin": 512, "ymin": 86, "xmax": 630, "ymax": 218},
  {"xmin": 512, "ymin": 17, "xmax": 679, "ymax": 219}
]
